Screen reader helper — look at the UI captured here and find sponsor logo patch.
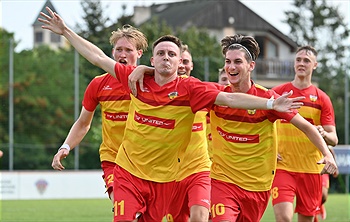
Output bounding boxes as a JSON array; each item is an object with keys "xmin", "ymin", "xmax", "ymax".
[
  {"xmin": 217, "ymin": 127, "xmax": 259, "ymax": 143},
  {"xmin": 134, "ymin": 111, "xmax": 175, "ymax": 129}
]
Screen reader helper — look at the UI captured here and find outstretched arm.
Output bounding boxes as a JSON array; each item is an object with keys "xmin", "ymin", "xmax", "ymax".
[
  {"xmin": 52, "ymin": 107, "xmax": 94, "ymax": 171},
  {"xmin": 38, "ymin": 7, "xmax": 116, "ymax": 76},
  {"xmin": 215, "ymin": 90, "xmax": 304, "ymax": 112},
  {"xmin": 290, "ymin": 114, "xmax": 338, "ymax": 175}
]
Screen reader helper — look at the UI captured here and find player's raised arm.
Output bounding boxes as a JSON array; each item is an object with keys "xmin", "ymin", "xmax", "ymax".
[{"xmin": 38, "ymin": 7, "xmax": 116, "ymax": 77}]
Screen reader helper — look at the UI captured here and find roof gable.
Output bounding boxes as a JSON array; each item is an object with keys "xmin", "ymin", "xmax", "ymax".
[
  {"xmin": 32, "ymin": 0, "xmax": 58, "ymax": 26},
  {"xmin": 146, "ymin": 0, "xmax": 296, "ymax": 48}
]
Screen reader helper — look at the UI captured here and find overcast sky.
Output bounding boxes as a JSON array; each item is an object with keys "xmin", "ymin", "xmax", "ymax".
[{"xmin": 1, "ymin": 0, "xmax": 349, "ymax": 52}]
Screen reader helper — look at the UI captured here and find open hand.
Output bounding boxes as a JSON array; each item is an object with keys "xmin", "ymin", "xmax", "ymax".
[
  {"xmin": 38, "ymin": 7, "xmax": 66, "ymax": 35},
  {"xmin": 274, "ymin": 90, "xmax": 305, "ymax": 112}
]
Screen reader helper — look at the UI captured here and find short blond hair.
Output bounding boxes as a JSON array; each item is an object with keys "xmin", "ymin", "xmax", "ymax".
[{"xmin": 109, "ymin": 24, "xmax": 148, "ymax": 51}]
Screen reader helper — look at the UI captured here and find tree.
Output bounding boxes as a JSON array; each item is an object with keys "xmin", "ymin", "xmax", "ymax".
[
  {"xmin": 76, "ymin": 0, "xmax": 113, "ymax": 82},
  {"xmin": 285, "ymin": 0, "xmax": 350, "ymax": 144},
  {"xmin": 176, "ymin": 26, "xmax": 223, "ymax": 81},
  {"xmin": 0, "ymin": 27, "xmax": 101, "ymax": 170}
]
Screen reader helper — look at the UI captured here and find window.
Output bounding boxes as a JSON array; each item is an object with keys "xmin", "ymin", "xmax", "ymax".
[
  {"xmin": 35, "ymin": 32, "xmax": 43, "ymax": 43},
  {"xmin": 255, "ymin": 36, "xmax": 278, "ymax": 59},
  {"xmin": 255, "ymin": 36, "xmax": 264, "ymax": 59},
  {"xmin": 266, "ymin": 41, "xmax": 278, "ymax": 59},
  {"xmin": 50, "ymin": 33, "xmax": 61, "ymax": 43}
]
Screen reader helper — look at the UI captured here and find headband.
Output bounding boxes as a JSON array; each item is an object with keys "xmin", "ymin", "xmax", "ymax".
[{"xmin": 229, "ymin": 43, "xmax": 253, "ymax": 61}]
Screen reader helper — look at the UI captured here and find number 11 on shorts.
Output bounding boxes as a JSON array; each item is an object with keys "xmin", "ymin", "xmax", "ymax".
[{"xmin": 114, "ymin": 200, "xmax": 125, "ymax": 216}]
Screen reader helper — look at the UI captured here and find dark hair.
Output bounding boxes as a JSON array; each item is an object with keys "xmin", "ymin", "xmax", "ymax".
[
  {"xmin": 152, "ymin": 35, "xmax": 182, "ymax": 53},
  {"xmin": 296, "ymin": 45, "xmax": 318, "ymax": 57},
  {"xmin": 221, "ymin": 34, "xmax": 260, "ymax": 61}
]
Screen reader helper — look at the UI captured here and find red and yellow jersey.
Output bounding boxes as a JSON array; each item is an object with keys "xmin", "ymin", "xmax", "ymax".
[
  {"xmin": 272, "ymin": 82, "xmax": 335, "ymax": 173},
  {"xmin": 176, "ymin": 109, "xmax": 211, "ymax": 181},
  {"xmin": 206, "ymin": 113, "xmax": 213, "ymax": 161},
  {"xmin": 113, "ymin": 63, "xmax": 220, "ymax": 182},
  {"xmin": 206, "ymin": 82, "xmax": 225, "ymax": 161},
  {"xmin": 210, "ymin": 82, "xmax": 297, "ymax": 191},
  {"xmin": 83, "ymin": 73, "xmax": 131, "ymax": 163}
]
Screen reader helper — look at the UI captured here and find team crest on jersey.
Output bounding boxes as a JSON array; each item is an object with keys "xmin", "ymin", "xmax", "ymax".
[
  {"xmin": 247, "ymin": 109, "xmax": 256, "ymax": 115},
  {"xmin": 168, "ymin": 91, "xmax": 178, "ymax": 100},
  {"xmin": 309, "ymin": 94, "xmax": 318, "ymax": 102}
]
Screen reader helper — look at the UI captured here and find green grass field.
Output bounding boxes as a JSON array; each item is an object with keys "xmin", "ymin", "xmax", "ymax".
[{"xmin": 0, "ymin": 194, "xmax": 349, "ymax": 221}]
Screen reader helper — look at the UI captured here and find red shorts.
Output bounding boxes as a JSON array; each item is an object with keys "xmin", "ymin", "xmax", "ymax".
[
  {"xmin": 165, "ymin": 171, "xmax": 211, "ymax": 222},
  {"xmin": 210, "ymin": 179, "xmax": 270, "ymax": 222},
  {"xmin": 113, "ymin": 165, "xmax": 176, "ymax": 222},
  {"xmin": 271, "ymin": 169, "xmax": 322, "ymax": 216},
  {"xmin": 321, "ymin": 174, "xmax": 329, "ymax": 189},
  {"xmin": 101, "ymin": 161, "xmax": 116, "ymax": 196}
]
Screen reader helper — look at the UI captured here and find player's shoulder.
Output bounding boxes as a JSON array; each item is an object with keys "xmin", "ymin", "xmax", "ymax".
[
  {"xmin": 179, "ymin": 75, "xmax": 199, "ymax": 82},
  {"xmin": 92, "ymin": 73, "xmax": 119, "ymax": 82},
  {"xmin": 92, "ymin": 73, "xmax": 109, "ymax": 80},
  {"xmin": 254, "ymin": 83, "xmax": 269, "ymax": 92},
  {"xmin": 177, "ymin": 75, "xmax": 203, "ymax": 86},
  {"xmin": 86, "ymin": 73, "xmax": 121, "ymax": 91},
  {"xmin": 312, "ymin": 86, "xmax": 332, "ymax": 103},
  {"xmin": 253, "ymin": 83, "xmax": 275, "ymax": 97}
]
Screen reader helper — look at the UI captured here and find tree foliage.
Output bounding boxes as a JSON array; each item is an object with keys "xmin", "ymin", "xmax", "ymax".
[
  {"xmin": 285, "ymin": 0, "xmax": 350, "ymax": 144},
  {"xmin": 176, "ymin": 26, "xmax": 223, "ymax": 81},
  {"xmin": 0, "ymin": 28, "xmax": 100, "ymax": 170}
]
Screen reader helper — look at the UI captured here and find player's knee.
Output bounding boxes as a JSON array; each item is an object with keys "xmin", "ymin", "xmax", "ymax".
[
  {"xmin": 190, "ymin": 205, "xmax": 209, "ymax": 222},
  {"xmin": 275, "ymin": 213, "xmax": 293, "ymax": 222},
  {"xmin": 189, "ymin": 214, "xmax": 208, "ymax": 222},
  {"xmin": 274, "ymin": 207, "xmax": 293, "ymax": 222},
  {"xmin": 273, "ymin": 202, "xmax": 294, "ymax": 222},
  {"xmin": 321, "ymin": 192, "xmax": 328, "ymax": 204}
]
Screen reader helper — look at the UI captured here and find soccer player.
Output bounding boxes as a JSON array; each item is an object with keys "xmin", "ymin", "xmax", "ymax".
[
  {"xmin": 209, "ymin": 35, "xmax": 337, "ymax": 222},
  {"xmin": 164, "ymin": 44, "xmax": 211, "ymax": 221},
  {"xmin": 39, "ymin": 7, "xmax": 307, "ymax": 221},
  {"xmin": 51, "ymin": 25, "xmax": 148, "ymax": 206},
  {"xmin": 271, "ymin": 45, "xmax": 339, "ymax": 222},
  {"xmin": 177, "ymin": 44, "xmax": 193, "ymax": 76},
  {"xmin": 218, "ymin": 67, "xmax": 229, "ymax": 85}
]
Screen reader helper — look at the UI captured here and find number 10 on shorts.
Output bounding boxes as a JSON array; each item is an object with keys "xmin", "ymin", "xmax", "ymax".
[{"xmin": 211, "ymin": 203, "xmax": 225, "ymax": 218}]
